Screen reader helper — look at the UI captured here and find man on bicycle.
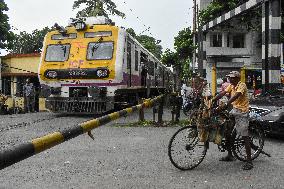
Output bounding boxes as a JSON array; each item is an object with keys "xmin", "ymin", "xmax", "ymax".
[{"xmin": 213, "ymin": 71, "xmax": 253, "ymax": 170}]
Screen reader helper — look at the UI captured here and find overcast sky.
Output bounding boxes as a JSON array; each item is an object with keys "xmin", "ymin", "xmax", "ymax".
[{"xmin": 3, "ymin": 0, "xmax": 193, "ymax": 54}]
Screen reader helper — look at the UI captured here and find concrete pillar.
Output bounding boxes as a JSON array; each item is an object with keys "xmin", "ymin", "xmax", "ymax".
[
  {"xmin": 241, "ymin": 67, "xmax": 246, "ymax": 83},
  {"xmin": 0, "ymin": 58, "xmax": 2, "ymax": 91},
  {"xmin": 262, "ymin": 0, "xmax": 281, "ymax": 94},
  {"xmin": 212, "ymin": 62, "xmax": 217, "ymax": 96}
]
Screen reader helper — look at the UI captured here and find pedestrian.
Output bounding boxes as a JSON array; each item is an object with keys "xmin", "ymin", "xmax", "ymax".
[
  {"xmin": 23, "ymin": 78, "xmax": 35, "ymax": 113},
  {"xmin": 213, "ymin": 71, "xmax": 253, "ymax": 170},
  {"xmin": 221, "ymin": 77, "xmax": 230, "ymax": 93},
  {"xmin": 220, "ymin": 77, "xmax": 230, "ymax": 102},
  {"xmin": 0, "ymin": 90, "xmax": 8, "ymax": 113}
]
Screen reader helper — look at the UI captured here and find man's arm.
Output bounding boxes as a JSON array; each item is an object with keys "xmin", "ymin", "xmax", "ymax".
[
  {"xmin": 226, "ymin": 92, "xmax": 241, "ymax": 106},
  {"xmin": 212, "ymin": 91, "xmax": 226, "ymax": 102}
]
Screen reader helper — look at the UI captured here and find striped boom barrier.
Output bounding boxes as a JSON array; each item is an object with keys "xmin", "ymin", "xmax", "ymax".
[{"xmin": 0, "ymin": 95, "xmax": 164, "ymax": 170}]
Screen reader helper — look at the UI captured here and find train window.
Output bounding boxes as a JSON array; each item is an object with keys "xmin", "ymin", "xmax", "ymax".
[
  {"xmin": 87, "ymin": 42, "xmax": 114, "ymax": 60},
  {"xmin": 127, "ymin": 42, "xmax": 131, "ymax": 69},
  {"xmin": 51, "ymin": 33, "xmax": 77, "ymax": 40},
  {"xmin": 85, "ymin": 31, "xmax": 112, "ymax": 38},
  {"xmin": 135, "ymin": 50, "xmax": 139, "ymax": 71},
  {"xmin": 147, "ymin": 61, "xmax": 154, "ymax": 76},
  {"xmin": 45, "ymin": 44, "xmax": 71, "ymax": 62}
]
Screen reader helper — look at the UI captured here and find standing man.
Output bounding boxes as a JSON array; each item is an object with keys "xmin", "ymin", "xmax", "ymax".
[
  {"xmin": 213, "ymin": 71, "xmax": 253, "ymax": 170},
  {"xmin": 0, "ymin": 90, "xmax": 8, "ymax": 114},
  {"xmin": 23, "ymin": 78, "xmax": 35, "ymax": 113}
]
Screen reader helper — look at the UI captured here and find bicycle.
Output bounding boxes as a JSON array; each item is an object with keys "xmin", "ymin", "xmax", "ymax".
[{"xmin": 168, "ymin": 103, "xmax": 270, "ymax": 170}]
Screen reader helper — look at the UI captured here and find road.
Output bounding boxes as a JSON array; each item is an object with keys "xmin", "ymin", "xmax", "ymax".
[{"xmin": 0, "ymin": 109, "xmax": 283, "ymax": 189}]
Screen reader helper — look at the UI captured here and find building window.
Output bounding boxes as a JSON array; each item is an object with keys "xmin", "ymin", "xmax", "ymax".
[
  {"xmin": 227, "ymin": 35, "xmax": 230, "ymax": 47},
  {"xmin": 16, "ymin": 77, "xmax": 25, "ymax": 97},
  {"xmin": 211, "ymin": 33, "xmax": 222, "ymax": 47},
  {"xmin": 233, "ymin": 34, "xmax": 245, "ymax": 48},
  {"xmin": 1, "ymin": 77, "xmax": 11, "ymax": 95}
]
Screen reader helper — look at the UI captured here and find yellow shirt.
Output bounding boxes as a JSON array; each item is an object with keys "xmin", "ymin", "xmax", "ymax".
[{"xmin": 225, "ymin": 81, "xmax": 249, "ymax": 113}]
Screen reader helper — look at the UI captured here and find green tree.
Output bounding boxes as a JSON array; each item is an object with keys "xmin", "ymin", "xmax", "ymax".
[
  {"xmin": 0, "ymin": 0, "xmax": 14, "ymax": 52},
  {"xmin": 8, "ymin": 27, "xmax": 51, "ymax": 54},
  {"xmin": 199, "ymin": 0, "xmax": 247, "ymax": 24},
  {"xmin": 161, "ymin": 27, "xmax": 195, "ymax": 91},
  {"xmin": 126, "ymin": 28, "xmax": 163, "ymax": 59},
  {"xmin": 73, "ymin": 0, "xmax": 125, "ymax": 18},
  {"xmin": 136, "ymin": 35, "xmax": 162, "ymax": 59},
  {"xmin": 174, "ymin": 27, "xmax": 195, "ymax": 60}
]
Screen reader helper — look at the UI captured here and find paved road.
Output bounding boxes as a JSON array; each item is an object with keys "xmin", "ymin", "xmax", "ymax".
[{"xmin": 0, "ymin": 110, "xmax": 283, "ymax": 189}]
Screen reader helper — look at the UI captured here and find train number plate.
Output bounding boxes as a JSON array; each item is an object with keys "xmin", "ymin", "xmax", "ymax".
[{"xmin": 68, "ymin": 70, "xmax": 87, "ymax": 76}]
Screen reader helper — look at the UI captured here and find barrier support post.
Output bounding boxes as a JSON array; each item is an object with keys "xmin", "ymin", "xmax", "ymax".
[
  {"xmin": 157, "ymin": 96, "xmax": 164, "ymax": 124},
  {"xmin": 175, "ymin": 96, "xmax": 182, "ymax": 122},
  {"xmin": 139, "ymin": 98, "xmax": 145, "ymax": 122}
]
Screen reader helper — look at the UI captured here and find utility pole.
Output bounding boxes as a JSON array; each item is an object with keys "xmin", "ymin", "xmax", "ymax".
[
  {"xmin": 192, "ymin": 0, "xmax": 197, "ymax": 72},
  {"xmin": 0, "ymin": 57, "xmax": 2, "ymax": 91}
]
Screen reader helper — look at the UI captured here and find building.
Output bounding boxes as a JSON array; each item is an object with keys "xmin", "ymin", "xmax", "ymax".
[
  {"xmin": 197, "ymin": 0, "xmax": 282, "ymax": 95},
  {"xmin": 0, "ymin": 53, "xmax": 47, "ymax": 112}
]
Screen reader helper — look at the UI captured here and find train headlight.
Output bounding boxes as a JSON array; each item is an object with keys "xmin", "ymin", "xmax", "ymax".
[
  {"xmin": 46, "ymin": 71, "xmax": 58, "ymax": 79},
  {"xmin": 96, "ymin": 69, "xmax": 109, "ymax": 78},
  {"xmin": 74, "ymin": 21, "xmax": 86, "ymax": 30}
]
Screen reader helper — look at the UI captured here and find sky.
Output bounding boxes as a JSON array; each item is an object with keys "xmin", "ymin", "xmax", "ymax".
[{"xmin": 3, "ymin": 0, "xmax": 193, "ymax": 55}]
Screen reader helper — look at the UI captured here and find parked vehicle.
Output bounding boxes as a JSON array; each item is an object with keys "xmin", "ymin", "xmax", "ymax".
[{"xmin": 254, "ymin": 106, "xmax": 284, "ymax": 136}]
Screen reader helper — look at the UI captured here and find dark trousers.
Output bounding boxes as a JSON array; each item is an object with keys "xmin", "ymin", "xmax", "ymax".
[{"xmin": 24, "ymin": 96, "xmax": 35, "ymax": 113}]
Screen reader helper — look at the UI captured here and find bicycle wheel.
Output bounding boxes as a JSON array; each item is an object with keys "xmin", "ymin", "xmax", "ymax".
[
  {"xmin": 168, "ymin": 125, "xmax": 207, "ymax": 170},
  {"xmin": 232, "ymin": 122, "xmax": 265, "ymax": 161}
]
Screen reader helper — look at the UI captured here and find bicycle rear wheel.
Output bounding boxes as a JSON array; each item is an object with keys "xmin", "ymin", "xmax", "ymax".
[
  {"xmin": 232, "ymin": 122, "xmax": 265, "ymax": 161},
  {"xmin": 168, "ymin": 125, "xmax": 207, "ymax": 170}
]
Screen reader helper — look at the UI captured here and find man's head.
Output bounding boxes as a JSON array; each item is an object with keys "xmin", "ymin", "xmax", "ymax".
[{"xmin": 227, "ymin": 71, "xmax": 240, "ymax": 85}]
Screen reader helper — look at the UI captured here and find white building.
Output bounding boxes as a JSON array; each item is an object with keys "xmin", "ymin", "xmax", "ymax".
[{"xmin": 198, "ymin": 0, "xmax": 264, "ymax": 91}]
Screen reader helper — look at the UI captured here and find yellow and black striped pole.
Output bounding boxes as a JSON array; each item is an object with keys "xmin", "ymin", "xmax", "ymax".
[{"xmin": 0, "ymin": 95, "xmax": 164, "ymax": 170}]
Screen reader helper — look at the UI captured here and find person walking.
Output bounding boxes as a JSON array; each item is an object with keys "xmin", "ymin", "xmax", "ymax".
[
  {"xmin": 23, "ymin": 78, "xmax": 35, "ymax": 113},
  {"xmin": 213, "ymin": 71, "xmax": 253, "ymax": 170},
  {"xmin": 0, "ymin": 90, "xmax": 8, "ymax": 114}
]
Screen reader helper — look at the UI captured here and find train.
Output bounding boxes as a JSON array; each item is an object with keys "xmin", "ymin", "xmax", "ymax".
[{"xmin": 38, "ymin": 16, "xmax": 174, "ymax": 114}]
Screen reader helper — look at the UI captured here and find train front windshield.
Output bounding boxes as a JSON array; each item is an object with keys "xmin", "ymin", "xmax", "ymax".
[
  {"xmin": 87, "ymin": 42, "xmax": 114, "ymax": 60},
  {"xmin": 45, "ymin": 44, "xmax": 71, "ymax": 62}
]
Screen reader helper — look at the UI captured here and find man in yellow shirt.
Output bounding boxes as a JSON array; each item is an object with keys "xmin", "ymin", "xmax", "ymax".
[{"xmin": 213, "ymin": 71, "xmax": 252, "ymax": 170}]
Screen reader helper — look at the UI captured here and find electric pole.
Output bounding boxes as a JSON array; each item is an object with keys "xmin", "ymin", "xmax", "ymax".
[{"xmin": 192, "ymin": 0, "xmax": 197, "ymax": 72}]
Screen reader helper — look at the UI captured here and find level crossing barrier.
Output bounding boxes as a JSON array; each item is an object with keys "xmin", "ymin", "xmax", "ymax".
[{"xmin": 0, "ymin": 95, "xmax": 165, "ymax": 170}]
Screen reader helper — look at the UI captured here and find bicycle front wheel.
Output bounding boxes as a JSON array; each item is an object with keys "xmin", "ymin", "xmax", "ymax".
[
  {"xmin": 168, "ymin": 125, "xmax": 207, "ymax": 170},
  {"xmin": 232, "ymin": 122, "xmax": 265, "ymax": 161}
]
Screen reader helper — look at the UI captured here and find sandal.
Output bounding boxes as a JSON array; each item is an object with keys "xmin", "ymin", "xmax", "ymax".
[
  {"xmin": 219, "ymin": 156, "xmax": 235, "ymax": 162},
  {"xmin": 242, "ymin": 162, "xmax": 253, "ymax": 170}
]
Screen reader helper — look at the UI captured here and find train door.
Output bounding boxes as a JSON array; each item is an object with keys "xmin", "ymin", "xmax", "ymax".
[
  {"xmin": 127, "ymin": 41, "xmax": 132, "ymax": 87},
  {"xmin": 140, "ymin": 52, "xmax": 148, "ymax": 87}
]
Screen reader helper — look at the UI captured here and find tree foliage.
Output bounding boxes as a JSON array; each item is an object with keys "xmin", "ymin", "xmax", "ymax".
[
  {"xmin": 161, "ymin": 27, "xmax": 195, "ymax": 79},
  {"xmin": 174, "ymin": 27, "xmax": 195, "ymax": 60},
  {"xmin": 199, "ymin": 0, "xmax": 248, "ymax": 25},
  {"xmin": 8, "ymin": 27, "xmax": 51, "ymax": 54},
  {"xmin": 0, "ymin": 0, "xmax": 14, "ymax": 52},
  {"xmin": 126, "ymin": 28, "xmax": 163, "ymax": 59},
  {"xmin": 73, "ymin": 0, "xmax": 125, "ymax": 19}
]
